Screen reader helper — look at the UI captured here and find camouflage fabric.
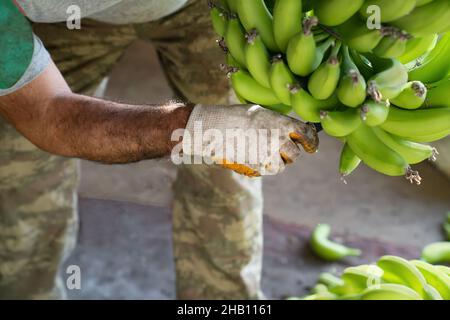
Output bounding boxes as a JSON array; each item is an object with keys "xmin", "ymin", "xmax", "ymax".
[
  {"xmin": 0, "ymin": 121, "xmax": 79, "ymax": 299},
  {"xmin": 434, "ymin": 137, "xmax": 450, "ymax": 179},
  {"xmin": 0, "ymin": 0, "xmax": 264, "ymax": 299}
]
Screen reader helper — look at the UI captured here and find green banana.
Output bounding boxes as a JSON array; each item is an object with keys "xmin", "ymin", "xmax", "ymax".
[
  {"xmin": 372, "ymin": 127, "xmax": 437, "ymax": 165},
  {"xmin": 226, "ymin": 51, "xmax": 245, "ymax": 69},
  {"xmin": 360, "ymin": 0, "xmax": 416, "ymax": 22},
  {"xmin": 372, "ymin": 33, "xmax": 408, "ymax": 59},
  {"xmin": 360, "ymin": 100, "xmax": 390, "ymax": 127},
  {"xmin": 377, "ymin": 255, "xmax": 428, "ymax": 298},
  {"xmin": 273, "ymin": 0, "xmax": 303, "ymax": 52},
  {"xmin": 408, "ymin": 33, "xmax": 450, "ymax": 84},
  {"xmin": 424, "ymin": 284, "xmax": 444, "ymax": 300},
  {"xmin": 421, "ymin": 242, "xmax": 450, "ymax": 264},
  {"xmin": 320, "ymin": 108, "xmax": 362, "ymax": 138},
  {"xmin": 226, "ymin": 0, "xmax": 239, "ymax": 12},
  {"xmin": 333, "ymin": 265, "xmax": 384, "ymax": 296},
  {"xmin": 403, "ymin": 130, "xmax": 450, "ymax": 143},
  {"xmin": 346, "ymin": 125, "xmax": 413, "ymax": 179},
  {"xmin": 411, "ymin": 260, "xmax": 450, "ymax": 300},
  {"xmin": 337, "ymin": 46, "xmax": 367, "ymax": 108},
  {"xmin": 339, "ymin": 143, "xmax": 361, "ymax": 179},
  {"xmin": 380, "ymin": 106, "xmax": 450, "ymax": 139},
  {"xmin": 365, "ymin": 55, "xmax": 408, "ymax": 102},
  {"xmin": 312, "ymin": 284, "xmax": 334, "ymax": 296},
  {"xmin": 237, "ymin": 0, "xmax": 279, "ymax": 52},
  {"xmin": 226, "ymin": 66, "xmax": 281, "ymax": 105},
  {"xmin": 235, "ymin": 92, "xmax": 248, "ymax": 104},
  {"xmin": 398, "ymin": 34, "xmax": 438, "ymax": 64},
  {"xmin": 291, "ymin": 86, "xmax": 339, "ymax": 122},
  {"xmin": 416, "ymin": 0, "xmax": 435, "ymax": 6},
  {"xmin": 209, "ymin": 3, "xmax": 228, "ymax": 37},
  {"xmin": 308, "ymin": 42, "xmax": 342, "ymax": 100},
  {"xmin": 336, "ymin": 15, "xmax": 384, "ymax": 53},
  {"xmin": 224, "ymin": 16, "xmax": 248, "ymax": 67},
  {"xmin": 392, "ymin": 0, "xmax": 450, "ymax": 37},
  {"xmin": 302, "ymin": 292, "xmax": 336, "ymax": 300},
  {"xmin": 245, "ymin": 29, "xmax": 271, "ymax": 88},
  {"xmin": 310, "ymin": 224, "xmax": 361, "ymax": 262},
  {"xmin": 361, "ymin": 284, "xmax": 422, "ymax": 300},
  {"xmin": 270, "ymin": 54, "xmax": 296, "ymax": 106},
  {"xmin": 391, "ymin": 81, "xmax": 427, "ymax": 110},
  {"xmin": 286, "ymin": 17, "xmax": 332, "ymax": 76},
  {"xmin": 314, "ymin": 31, "xmax": 331, "ymax": 43},
  {"xmin": 318, "ymin": 273, "xmax": 346, "ymax": 289},
  {"xmin": 426, "ymin": 78, "xmax": 450, "ymax": 108},
  {"xmin": 437, "ymin": 266, "xmax": 450, "ymax": 278},
  {"xmin": 265, "ymin": 104, "xmax": 292, "ymax": 115},
  {"xmin": 313, "ymin": 0, "xmax": 364, "ymax": 26},
  {"xmin": 308, "ymin": 283, "xmax": 339, "ymax": 300}
]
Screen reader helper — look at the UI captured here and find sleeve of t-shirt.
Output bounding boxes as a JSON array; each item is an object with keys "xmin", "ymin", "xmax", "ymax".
[
  {"xmin": 0, "ymin": 35, "xmax": 51, "ymax": 96},
  {"xmin": 0, "ymin": 0, "xmax": 51, "ymax": 97}
]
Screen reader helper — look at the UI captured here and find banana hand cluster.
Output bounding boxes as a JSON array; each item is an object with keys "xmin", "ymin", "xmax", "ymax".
[
  {"xmin": 209, "ymin": 0, "xmax": 450, "ymax": 183},
  {"xmin": 297, "ymin": 255, "xmax": 450, "ymax": 300}
]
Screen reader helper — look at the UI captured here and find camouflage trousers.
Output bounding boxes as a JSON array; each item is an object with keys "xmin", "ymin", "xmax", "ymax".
[{"xmin": 0, "ymin": 0, "xmax": 264, "ymax": 299}]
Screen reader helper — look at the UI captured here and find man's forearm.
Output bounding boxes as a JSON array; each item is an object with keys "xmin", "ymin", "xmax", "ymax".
[{"xmin": 6, "ymin": 93, "xmax": 193, "ymax": 164}]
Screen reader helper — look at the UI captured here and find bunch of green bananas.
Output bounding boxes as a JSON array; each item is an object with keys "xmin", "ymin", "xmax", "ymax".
[
  {"xmin": 295, "ymin": 255, "xmax": 450, "ymax": 300},
  {"xmin": 209, "ymin": 0, "xmax": 450, "ymax": 183}
]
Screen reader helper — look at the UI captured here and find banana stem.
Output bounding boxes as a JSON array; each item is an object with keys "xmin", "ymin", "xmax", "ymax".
[
  {"xmin": 340, "ymin": 174, "xmax": 348, "ymax": 185},
  {"xmin": 245, "ymin": 29, "xmax": 258, "ymax": 44},
  {"xmin": 220, "ymin": 63, "xmax": 239, "ymax": 78},
  {"xmin": 328, "ymin": 41, "xmax": 342, "ymax": 64},
  {"xmin": 381, "ymin": 26, "xmax": 411, "ymax": 40},
  {"xmin": 314, "ymin": 33, "xmax": 331, "ymax": 43},
  {"xmin": 367, "ymin": 81, "xmax": 382, "ymax": 103},
  {"xmin": 360, "ymin": 106, "xmax": 368, "ymax": 121},
  {"xmin": 208, "ymin": 0, "xmax": 229, "ymax": 17},
  {"xmin": 216, "ymin": 37, "xmax": 228, "ymax": 53},
  {"xmin": 318, "ymin": 24, "xmax": 342, "ymax": 41},
  {"xmin": 319, "ymin": 111, "xmax": 329, "ymax": 119},
  {"xmin": 429, "ymin": 148, "xmax": 439, "ymax": 162},
  {"xmin": 303, "ymin": 16, "xmax": 319, "ymax": 36}
]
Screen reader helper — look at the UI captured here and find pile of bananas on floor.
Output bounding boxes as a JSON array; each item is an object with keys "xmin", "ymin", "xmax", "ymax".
[
  {"xmin": 297, "ymin": 218, "xmax": 450, "ymax": 300},
  {"xmin": 209, "ymin": 0, "xmax": 450, "ymax": 183},
  {"xmin": 294, "ymin": 255, "xmax": 450, "ymax": 300}
]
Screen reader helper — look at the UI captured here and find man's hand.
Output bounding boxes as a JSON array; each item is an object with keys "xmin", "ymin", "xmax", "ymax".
[{"xmin": 182, "ymin": 104, "xmax": 319, "ymax": 176}]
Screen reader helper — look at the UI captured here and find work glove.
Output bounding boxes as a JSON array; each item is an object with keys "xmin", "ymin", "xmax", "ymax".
[{"xmin": 179, "ymin": 104, "xmax": 319, "ymax": 177}]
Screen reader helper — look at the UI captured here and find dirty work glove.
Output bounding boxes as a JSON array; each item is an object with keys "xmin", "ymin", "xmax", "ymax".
[{"xmin": 181, "ymin": 104, "xmax": 319, "ymax": 177}]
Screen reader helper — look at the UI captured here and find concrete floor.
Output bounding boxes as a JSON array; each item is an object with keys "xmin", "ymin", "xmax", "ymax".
[{"xmin": 68, "ymin": 41, "xmax": 450, "ymax": 299}]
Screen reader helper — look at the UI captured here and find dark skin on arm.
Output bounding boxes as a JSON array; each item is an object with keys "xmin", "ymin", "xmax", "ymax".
[{"xmin": 0, "ymin": 60, "xmax": 194, "ymax": 164}]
